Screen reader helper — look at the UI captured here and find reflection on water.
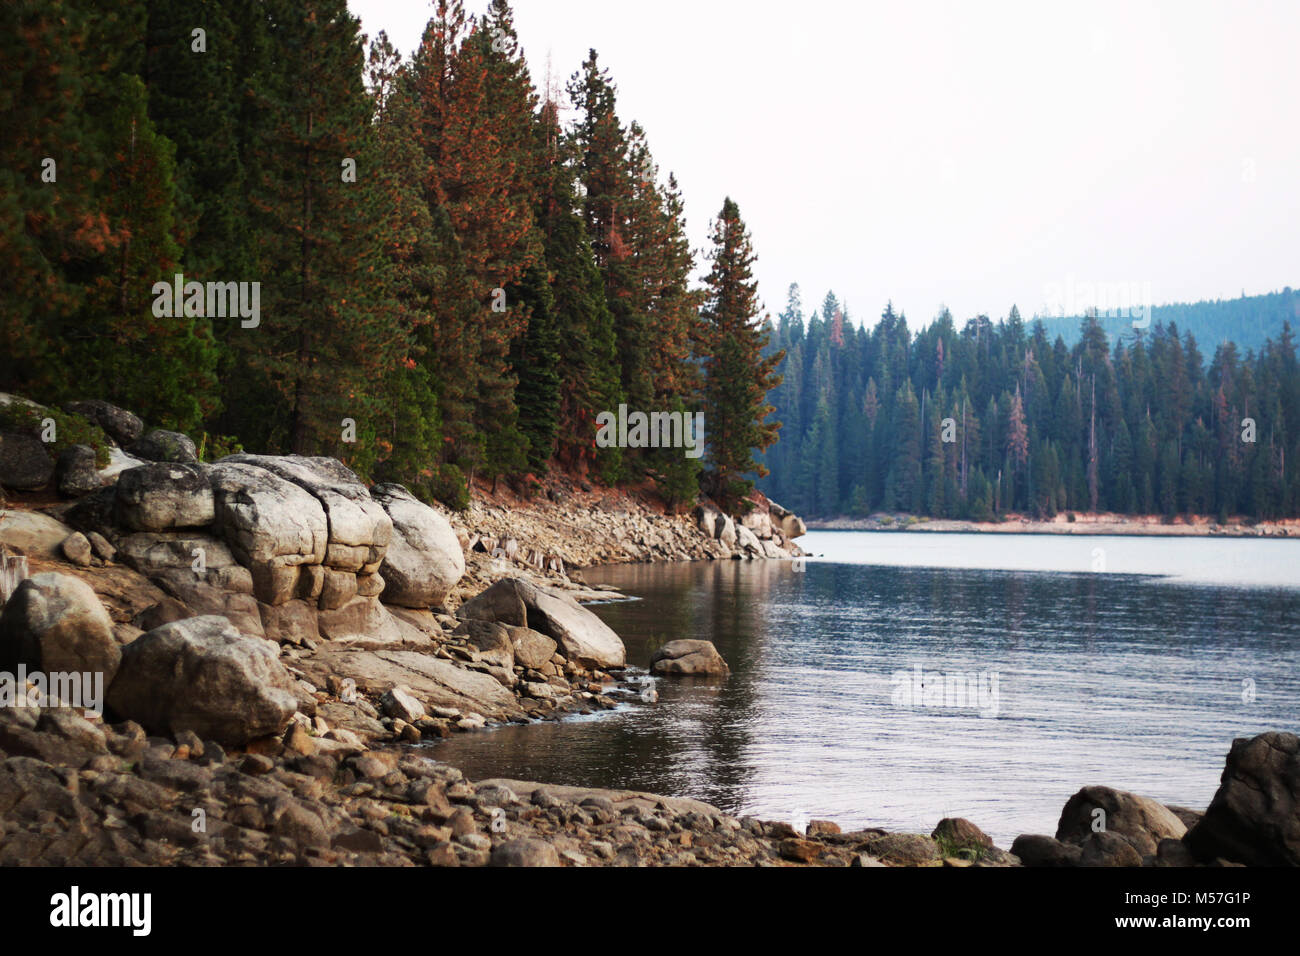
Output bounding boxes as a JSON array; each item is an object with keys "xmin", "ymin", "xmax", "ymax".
[{"xmin": 429, "ymin": 532, "xmax": 1300, "ymax": 845}]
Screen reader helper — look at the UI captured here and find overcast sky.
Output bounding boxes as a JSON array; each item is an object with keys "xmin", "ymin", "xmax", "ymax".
[{"xmin": 350, "ymin": 0, "xmax": 1300, "ymax": 329}]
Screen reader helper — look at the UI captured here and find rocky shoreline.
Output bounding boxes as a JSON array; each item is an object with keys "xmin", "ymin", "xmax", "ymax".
[{"xmin": 1, "ymin": 393, "xmax": 1296, "ymax": 868}]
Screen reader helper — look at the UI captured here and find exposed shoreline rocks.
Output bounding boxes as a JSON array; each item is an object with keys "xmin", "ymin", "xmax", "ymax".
[{"xmin": 1, "ymin": 394, "xmax": 1293, "ymax": 868}]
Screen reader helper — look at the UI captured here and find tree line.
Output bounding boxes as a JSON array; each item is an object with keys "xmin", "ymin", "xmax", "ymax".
[
  {"xmin": 759, "ymin": 287, "xmax": 1300, "ymax": 521},
  {"xmin": 1, "ymin": 0, "xmax": 780, "ymax": 511}
]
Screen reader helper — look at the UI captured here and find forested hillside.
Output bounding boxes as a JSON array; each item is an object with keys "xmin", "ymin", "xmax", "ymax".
[
  {"xmin": 759, "ymin": 287, "xmax": 1300, "ymax": 521},
  {"xmin": 1, "ymin": 0, "xmax": 779, "ymax": 512},
  {"xmin": 1032, "ymin": 287, "xmax": 1299, "ymax": 354}
]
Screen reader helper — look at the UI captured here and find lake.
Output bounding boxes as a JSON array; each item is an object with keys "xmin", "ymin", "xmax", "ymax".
[{"xmin": 429, "ymin": 531, "xmax": 1300, "ymax": 846}]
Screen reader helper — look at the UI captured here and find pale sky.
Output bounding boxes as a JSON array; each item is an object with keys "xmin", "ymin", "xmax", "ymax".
[{"xmin": 349, "ymin": 0, "xmax": 1300, "ymax": 328}]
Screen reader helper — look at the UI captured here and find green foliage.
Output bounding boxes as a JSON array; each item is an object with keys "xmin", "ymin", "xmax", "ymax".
[
  {"xmin": 761, "ymin": 305, "xmax": 1300, "ymax": 521},
  {"xmin": 0, "ymin": 403, "xmax": 111, "ymax": 468},
  {"xmin": 197, "ymin": 432, "xmax": 244, "ymax": 464},
  {"xmin": 1, "ymin": 0, "xmax": 802, "ymax": 517},
  {"xmin": 428, "ymin": 463, "xmax": 470, "ymax": 512}
]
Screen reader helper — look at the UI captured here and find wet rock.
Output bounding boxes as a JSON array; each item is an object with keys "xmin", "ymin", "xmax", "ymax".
[
  {"xmin": 107, "ymin": 615, "xmax": 298, "ymax": 746},
  {"xmin": 650, "ymin": 639, "xmax": 729, "ymax": 677}
]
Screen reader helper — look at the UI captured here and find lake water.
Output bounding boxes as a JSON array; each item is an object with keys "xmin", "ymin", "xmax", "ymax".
[{"xmin": 429, "ymin": 531, "xmax": 1300, "ymax": 846}]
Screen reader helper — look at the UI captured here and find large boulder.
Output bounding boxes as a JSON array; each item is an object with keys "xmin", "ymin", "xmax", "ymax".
[
  {"xmin": 454, "ymin": 619, "xmax": 514, "ymax": 671},
  {"xmin": 115, "ymin": 462, "xmax": 214, "ymax": 531},
  {"xmin": 694, "ymin": 502, "xmax": 722, "ymax": 538},
  {"xmin": 458, "ymin": 578, "xmax": 531, "ymax": 628},
  {"xmin": 317, "ymin": 596, "xmax": 403, "ymax": 649},
  {"xmin": 779, "ymin": 513, "xmax": 807, "ymax": 540},
  {"xmin": 106, "ymin": 615, "xmax": 297, "ymax": 746},
  {"xmin": 1010, "ymin": 834, "xmax": 1082, "ymax": 867},
  {"xmin": 1184, "ymin": 732, "xmax": 1300, "ymax": 866},
  {"xmin": 63, "ymin": 400, "xmax": 144, "ymax": 448},
  {"xmin": 507, "ymin": 626, "xmax": 557, "ymax": 669},
  {"xmin": 740, "ymin": 509, "xmax": 774, "ymax": 540},
  {"xmin": 734, "ymin": 524, "xmax": 763, "ymax": 557},
  {"xmin": 0, "ymin": 432, "xmax": 54, "ymax": 490},
  {"xmin": 527, "ymin": 588, "xmax": 625, "ymax": 670},
  {"xmin": 129, "ymin": 428, "xmax": 199, "ymax": 464},
  {"xmin": 115, "ymin": 531, "xmax": 240, "ymax": 577},
  {"xmin": 0, "ymin": 510, "xmax": 75, "ymax": 558},
  {"xmin": 222, "ymin": 455, "xmax": 390, "ymax": 573},
  {"xmin": 0, "ymin": 572, "xmax": 120, "ymax": 684},
  {"xmin": 650, "ymin": 639, "xmax": 729, "ymax": 677},
  {"xmin": 146, "ymin": 569, "xmax": 264, "ymax": 639},
  {"xmin": 1055, "ymin": 786, "xmax": 1187, "ymax": 856},
  {"xmin": 370, "ymin": 483, "xmax": 463, "ymax": 608},
  {"xmin": 299, "ymin": 645, "xmax": 525, "ymax": 722},
  {"xmin": 458, "ymin": 578, "xmax": 625, "ymax": 669},
  {"xmin": 207, "ymin": 461, "xmax": 328, "ymax": 605},
  {"xmin": 55, "ymin": 445, "xmax": 101, "ymax": 498}
]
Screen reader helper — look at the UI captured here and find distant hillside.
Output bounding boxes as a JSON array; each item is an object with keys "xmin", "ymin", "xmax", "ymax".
[{"xmin": 1031, "ymin": 287, "xmax": 1299, "ymax": 355}]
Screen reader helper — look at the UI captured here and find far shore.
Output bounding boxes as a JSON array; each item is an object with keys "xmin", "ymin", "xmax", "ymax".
[{"xmin": 806, "ymin": 513, "xmax": 1300, "ymax": 538}]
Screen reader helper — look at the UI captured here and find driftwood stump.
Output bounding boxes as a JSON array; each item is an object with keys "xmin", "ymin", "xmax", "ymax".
[{"xmin": 0, "ymin": 544, "xmax": 30, "ymax": 605}]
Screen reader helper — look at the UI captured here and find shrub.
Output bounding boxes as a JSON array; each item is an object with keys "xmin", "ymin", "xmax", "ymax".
[{"xmin": 0, "ymin": 402, "xmax": 111, "ymax": 468}]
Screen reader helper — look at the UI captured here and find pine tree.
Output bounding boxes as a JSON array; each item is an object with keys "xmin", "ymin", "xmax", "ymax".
[{"xmin": 699, "ymin": 198, "xmax": 782, "ymax": 510}]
